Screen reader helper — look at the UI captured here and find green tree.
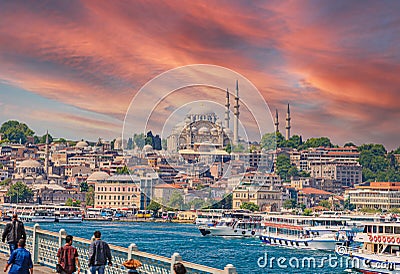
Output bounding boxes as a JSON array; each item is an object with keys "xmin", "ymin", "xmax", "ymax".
[
  {"xmin": 303, "ymin": 208, "xmax": 313, "ymax": 216},
  {"xmin": 209, "ymin": 193, "xmax": 232, "ymax": 209},
  {"xmin": 344, "ymin": 197, "xmax": 355, "ymax": 211},
  {"xmin": 285, "ymin": 135, "xmax": 303, "ymax": 149},
  {"xmin": 116, "ymin": 166, "xmax": 130, "ymax": 174},
  {"xmin": 240, "ymin": 202, "xmax": 259, "ymax": 212},
  {"xmin": 344, "ymin": 142, "xmax": 356, "ymax": 147},
  {"xmin": 7, "ymin": 182, "xmax": 33, "ymax": 203},
  {"xmin": 283, "ymin": 199, "xmax": 297, "ymax": 209},
  {"xmin": 65, "ymin": 198, "xmax": 81, "ymax": 207},
  {"xmin": 0, "ymin": 178, "xmax": 12, "ymax": 186},
  {"xmin": 86, "ymin": 186, "xmax": 95, "ymax": 207},
  {"xmin": 232, "ymin": 143, "xmax": 245, "ymax": 152},
  {"xmin": 0, "ymin": 120, "xmax": 35, "ymax": 144},
  {"xmin": 127, "ymin": 138, "xmax": 134, "ymax": 150},
  {"xmin": 318, "ymin": 200, "xmax": 331, "ymax": 209},
  {"xmin": 225, "ymin": 143, "xmax": 232, "ymax": 154},
  {"xmin": 276, "ymin": 154, "xmax": 292, "ymax": 181},
  {"xmin": 147, "ymin": 200, "xmax": 162, "ymax": 213},
  {"xmin": 168, "ymin": 191, "xmax": 184, "ymax": 209},
  {"xmin": 133, "ymin": 133, "xmax": 146, "ymax": 149},
  {"xmin": 300, "ymin": 137, "xmax": 333, "ymax": 150},
  {"xmin": 161, "ymin": 139, "xmax": 167, "ymax": 150},
  {"xmin": 39, "ymin": 133, "xmax": 53, "ymax": 144},
  {"xmin": 80, "ymin": 182, "xmax": 89, "ymax": 192},
  {"xmin": 287, "ymin": 166, "xmax": 299, "ymax": 178},
  {"xmin": 189, "ymin": 198, "xmax": 209, "ymax": 210}
]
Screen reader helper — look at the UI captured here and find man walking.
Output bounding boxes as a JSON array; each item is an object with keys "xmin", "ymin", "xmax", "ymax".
[
  {"xmin": 57, "ymin": 235, "xmax": 81, "ymax": 274},
  {"xmin": 2, "ymin": 214, "xmax": 26, "ymax": 255},
  {"xmin": 3, "ymin": 239, "xmax": 33, "ymax": 274},
  {"xmin": 89, "ymin": 231, "xmax": 112, "ymax": 274}
]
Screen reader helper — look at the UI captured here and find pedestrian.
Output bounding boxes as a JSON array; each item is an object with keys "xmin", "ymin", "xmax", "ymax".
[
  {"xmin": 57, "ymin": 235, "xmax": 81, "ymax": 274},
  {"xmin": 122, "ymin": 259, "xmax": 142, "ymax": 274},
  {"xmin": 173, "ymin": 262, "xmax": 187, "ymax": 274},
  {"xmin": 89, "ymin": 231, "xmax": 112, "ymax": 274},
  {"xmin": 2, "ymin": 214, "xmax": 26, "ymax": 255},
  {"xmin": 3, "ymin": 239, "xmax": 33, "ymax": 274}
]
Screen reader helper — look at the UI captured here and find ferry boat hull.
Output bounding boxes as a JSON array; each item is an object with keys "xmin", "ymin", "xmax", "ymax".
[{"xmin": 260, "ymin": 235, "xmax": 345, "ymax": 251}]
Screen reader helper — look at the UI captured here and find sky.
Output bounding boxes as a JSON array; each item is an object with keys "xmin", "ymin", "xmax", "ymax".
[{"xmin": 0, "ymin": 0, "xmax": 399, "ymax": 150}]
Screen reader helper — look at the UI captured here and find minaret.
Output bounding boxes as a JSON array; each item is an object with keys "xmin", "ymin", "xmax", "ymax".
[
  {"xmin": 224, "ymin": 88, "xmax": 230, "ymax": 130},
  {"xmin": 285, "ymin": 104, "xmax": 291, "ymax": 140},
  {"xmin": 233, "ymin": 80, "xmax": 240, "ymax": 145},
  {"xmin": 44, "ymin": 130, "xmax": 49, "ymax": 176},
  {"xmin": 274, "ymin": 109, "xmax": 279, "ymax": 133}
]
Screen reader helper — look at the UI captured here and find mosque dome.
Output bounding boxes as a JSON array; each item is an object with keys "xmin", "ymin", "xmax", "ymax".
[
  {"xmin": 75, "ymin": 140, "xmax": 89, "ymax": 148},
  {"xmin": 87, "ymin": 171, "xmax": 110, "ymax": 182},
  {"xmin": 18, "ymin": 159, "xmax": 42, "ymax": 168}
]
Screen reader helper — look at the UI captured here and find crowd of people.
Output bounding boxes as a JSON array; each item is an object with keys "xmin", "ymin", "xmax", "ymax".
[{"xmin": 1, "ymin": 214, "xmax": 187, "ymax": 274}]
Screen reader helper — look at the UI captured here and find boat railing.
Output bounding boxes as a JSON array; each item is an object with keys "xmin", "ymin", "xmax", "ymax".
[{"xmin": 0, "ymin": 222, "xmax": 237, "ymax": 274}]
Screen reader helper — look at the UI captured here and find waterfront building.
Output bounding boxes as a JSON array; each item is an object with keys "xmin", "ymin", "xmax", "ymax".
[
  {"xmin": 347, "ymin": 182, "xmax": 400, "ymax": 210},
  {"xmin": 232, "ymin": 185, "xmax": 282, "ymax": 212},
  {"xmin": 94, "ymin": 174, "xmax": 158, "ymax": 210},
  {"xmin": 297, "ymin": 187, "xmax": 333, "ymax": 208}
]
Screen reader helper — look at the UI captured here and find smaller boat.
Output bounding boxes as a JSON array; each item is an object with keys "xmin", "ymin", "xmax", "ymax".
[{"xmin": 335, "ymin": 222, "xmax": 400, "ymax": 273}]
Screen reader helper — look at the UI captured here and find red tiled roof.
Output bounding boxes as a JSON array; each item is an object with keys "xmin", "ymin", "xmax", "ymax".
[
  {"xmin": 300, "ymin": 187, "xmax": 332, "ymax": 195},
  {"xmin": 154, "ymin": 184, "xmax": 182, "ymax": 189}
]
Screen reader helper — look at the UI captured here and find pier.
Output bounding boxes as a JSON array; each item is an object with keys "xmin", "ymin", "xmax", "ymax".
[{"xmin": 0, "ymin": 222, "xmax": 237, "ymax": 274}]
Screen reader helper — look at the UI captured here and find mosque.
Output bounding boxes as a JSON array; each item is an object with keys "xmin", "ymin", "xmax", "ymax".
[{"xmin": 166, "ymin": 81, "xmax": 241, "ymax": 153}]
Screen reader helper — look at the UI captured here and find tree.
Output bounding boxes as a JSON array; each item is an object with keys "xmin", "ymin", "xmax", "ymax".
[
  {"xmin": 80, "ymin": 182, "xmax": 89, "ymax": 192},
  {"xmin": 153, "ymin": 135, "xmax": 162, "ymax": 150},
  {"xmin": 116, "ymin": 166, "xmax": 130, "ymax": 174},
  {"xmin": 287, "ymin": 166, "xmax": 299, "ymax": 178},
  {"xmin": 285, "ymin": 135, "xmax": 303, "ymax": 149},
  {"xmin": 225, "ymin": 143, "xmax": 232, "ymax": 154},
  {"xmin": 161, "ymin": 139, "xmax": 167, "ymax": 150},
  {"xmin": 344, "ymin": 142, "xmax": 356, "ymax": 147},
  {"xmin": 232, "ymin": 143, "xmax": 245, "ymax": 152},
  {"xmin": 39, "ymin": 133, "xmax": 53, "ymax": 144},
  {"xmin": 7, "ymin": 182, "xmax": 33, "ymax": 203},
  {"xmin": 147, "ymin": 200, "xmax": 162, "ymax": 213},
  {"xmin": 344, "ymin": 197, "xmax": 355, "ymax": 211},
  {"xmin": 127, "ymin": 138, "xmax": 134, "ymax": 150},
  {"xmin": 168, "ymin": 191, "xmax": 184, "ymax": 209},
  {"xmin": 283, "ymin": 199, "xmax": 297, "ymax": 209},
  {"xmin": 318, "ymin": 200, "xmax": 331, "ymax": 209},
  {"xmin": 240, "ymin": 202, "xmax": 259, "ymax": 212},
  {"xmin": 275, "ymin": 154, "xmax": 292, "ymax": 181},
  {"xmin": 145, "ymin": 131, "xmax": 154, "ymax": 147},
  {"xmin": 133, "ymin": 133, "xmax": 146, "ymax": 149},
  {"xmin": 0, "ymin": 120, "xmax": 35, "ymax": 144},
  {"xmin": 86, "ymin": 186, "xmax": 95, "ymax": 207},
  {"xmin": 0, "ymin": 178, "xmax": 12, "ymax": 186},
  {"xmin": 303, "ymin": 208, "xmax": 313, "ymax": 216},
  {"xmin": 65, "ymin": 198, "xmax": 81, "ymax": 207},
  {"xmin": 189, "ymin": 198, "xmax": 209, "ymax": 210},
  {"xmin": 300, "ymin": 137, "xmax": 333, "ymax": 150},
  {"xmin": 209, "ymin": 193, "xmax": 232, "ymax": 209}
]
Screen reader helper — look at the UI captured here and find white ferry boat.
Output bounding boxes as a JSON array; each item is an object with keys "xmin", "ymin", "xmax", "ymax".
[
  {"xmin": 55, "ymin": 211, "xmax": 83, "ymax": 223},
  {"xmin": 31, "ymin": 210, "xmax": 56, "ymax": 223},
  {"xmin": 335, "ymin": 222, "xmax": 400, "ymax": 273},
  {"xmin": 259, "ymin": 215, "xmax": 357, "ymax": 251}
]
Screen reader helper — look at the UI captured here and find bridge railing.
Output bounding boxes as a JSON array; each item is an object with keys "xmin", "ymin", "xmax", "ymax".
[{"xmin": 0, "ymin": 222, "xmax": 237, "ymax": 274}]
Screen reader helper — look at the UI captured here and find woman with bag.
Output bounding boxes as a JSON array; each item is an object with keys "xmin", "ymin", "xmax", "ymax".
[{"xmin": 57, "ymin": 235, "xmax": 81, "ymax": 274}]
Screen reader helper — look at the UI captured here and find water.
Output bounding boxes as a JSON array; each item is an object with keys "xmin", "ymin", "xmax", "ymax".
[{"xmin": 27, "ymin": 221, "xmax": 351, "ymax": 274}]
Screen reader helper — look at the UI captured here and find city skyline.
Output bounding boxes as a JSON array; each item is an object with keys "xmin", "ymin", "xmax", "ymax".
[{"xmin": 1, "ymin": 1, "xmax": 399, "ymax": 149}]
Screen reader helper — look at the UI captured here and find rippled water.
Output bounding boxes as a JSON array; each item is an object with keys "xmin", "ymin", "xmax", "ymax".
[{"xmin": 27, "ymin": 221, "xmax": 350, "ymax": 274}]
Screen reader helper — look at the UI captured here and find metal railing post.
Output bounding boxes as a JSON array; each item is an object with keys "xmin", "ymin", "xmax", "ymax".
[
  {"xmin": 32, "ymin": 224, "xmax": 40, "ymax": 264},
  {"xmin": 171, "ymin": 252, "xmax": 183, "ymax": 274},
  {"xmin": 223, "ymin": 264, "xmax": 237, "ymax": 274},
  {"xmin": 127, "ymin": 243, "xmax": 138, "ymax": 260},
  {"xmin": 59, "ymin": 229, "xmax": 67, "ymax": 247}
]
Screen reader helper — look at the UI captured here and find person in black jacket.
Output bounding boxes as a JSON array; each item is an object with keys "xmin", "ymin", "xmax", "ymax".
[
  {"xmin": 88, "ymin": 231, "xmax": 112, "ymax": 274},
  {"xmin": 2, "ymin": 214, "xmax": 26, "ymax": 255}
]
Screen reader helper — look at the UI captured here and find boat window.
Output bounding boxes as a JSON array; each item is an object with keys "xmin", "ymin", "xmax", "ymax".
[
  {"xmin": 385, "ymin": 226, "xmax": 393, "ymax": 234},
  {"xmin": 395, "ymin": 227, "xmax": 400, "ymax": 234},
  {"xmin": 379, "ymin": 226, "xmax": 384, "ymax": 233},
  {"xmin": 373, "ymin": 226, "xmax": 377, "ymax": 233}
]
